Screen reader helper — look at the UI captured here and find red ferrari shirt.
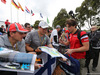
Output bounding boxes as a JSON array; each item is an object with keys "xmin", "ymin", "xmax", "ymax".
[{"xmin": 68, "ymin": 30, "xmax": 89, "ymax": 59}]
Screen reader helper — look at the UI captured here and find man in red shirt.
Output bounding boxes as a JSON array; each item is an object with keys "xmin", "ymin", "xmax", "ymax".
[
  {"xmin": 60, "ymin": 19, "xmax": 89, "ymax": 75},
  {"xmin": 5, "ymin": 19, "xmax": 10, "ymax": 29}
]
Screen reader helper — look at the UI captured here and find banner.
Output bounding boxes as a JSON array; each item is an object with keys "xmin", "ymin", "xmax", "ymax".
[{"xmin": 0, "ymin": 47, "xmax": 37, "ymax": 73}]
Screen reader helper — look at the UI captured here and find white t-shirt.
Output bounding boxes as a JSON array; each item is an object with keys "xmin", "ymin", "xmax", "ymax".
[{"xmin": 50, "ymin": 29, "xmax": 59, "ymax": 46}]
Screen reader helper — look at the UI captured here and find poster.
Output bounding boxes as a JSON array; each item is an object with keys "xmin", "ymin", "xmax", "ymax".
[
  {"xmin": 39, "ymin": 46, "xmax": 66, "ymax": 58},
  {"xmin": 39, "ymin": 46, "xmax": 71, "ymax": 65}
]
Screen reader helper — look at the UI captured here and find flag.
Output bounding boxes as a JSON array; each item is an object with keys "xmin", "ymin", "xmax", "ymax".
[
  {"xmin": 47, "ymin": 17, "xmax": 49, "ymax": 24},
  {"xmin": 1, "ymin": 0, "xmax": 6, "ymax": 4},
  {"xmin": 31, "ymin": 10, "xmax": 34, "ymax": 16},
  {"xmin": 40, "ymin": 13, "xmax": 43, "ymax": 18},
  {"xmin": 18, "ymin": 2, "xmax": 24, "ymax": 12},
  {"xmin": 11, "ymin": 0, "xmax": 19, "ymax": 9},
  {"xmin": 25, "ymin": 6, "xmax": 30, "ymax": 13}
]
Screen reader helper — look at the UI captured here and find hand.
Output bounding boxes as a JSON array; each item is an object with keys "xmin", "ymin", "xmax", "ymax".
[
  {"xmin": 34, "ymin": 62, "xmax": 42, "ymax": 69},
  {"xmin": 60, "ymin": 58, "xmax": 68, "ymax": 62},
  {"xmin": 59, "ymin": 39, "xmax": 64, "ymax": 44},
  {"xmin": 65, "ymin": 49, "xmax": 73, "ymax": 55},
  {"xmin": 35, "ymin": 47, "xmax": 42, "ymax": 53},
  {"xmin": 35, "ymin": 47, "xmax": 42, "ymax": 55}
]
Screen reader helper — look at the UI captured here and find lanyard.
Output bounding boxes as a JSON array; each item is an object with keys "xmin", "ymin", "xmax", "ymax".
[
  {"xmin": 38, "ymin": 31, "xmax": 45, "ymax": 46},
  {"xmin": 10, "ymin": 42, "xmax": 18, "ymax": 51}
]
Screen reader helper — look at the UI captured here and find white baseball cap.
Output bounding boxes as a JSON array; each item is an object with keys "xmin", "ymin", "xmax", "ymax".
[{"xmin": 38, "ymin": 21, "xmax": 49, "ymax": 28}]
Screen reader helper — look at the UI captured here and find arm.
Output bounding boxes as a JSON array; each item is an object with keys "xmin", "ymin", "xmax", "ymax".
[
  {"xmin": 25, "ymin": 43, "xmax": 34, "ymax": 52},
  {"xmin": 59, "ymin": 39, "xmax": 70, "ymax": 46},
  {"xmin": 25, "ymin": 43, "xmax": 42, "ymax": 53},
  {"xmin": 50, "ymin": 37, "xmax": 53, "ymax": 43},
  {"xmin": 25, "ymin": 32, "xmax": 34, "ymax": 52},
  {"xmin": 65, "ymin": 42, "xmax": 89, "ymax": 55}
]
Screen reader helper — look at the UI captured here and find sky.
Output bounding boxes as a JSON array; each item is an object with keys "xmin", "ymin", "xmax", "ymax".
[{"xmin": 0, "ymin": 0, "xmax": 89, "ymax": 30}]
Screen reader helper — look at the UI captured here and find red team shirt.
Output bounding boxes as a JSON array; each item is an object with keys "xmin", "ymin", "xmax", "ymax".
[{"xmin": 68, "ymin": 30, "xmax": 89, "ymax": 59}]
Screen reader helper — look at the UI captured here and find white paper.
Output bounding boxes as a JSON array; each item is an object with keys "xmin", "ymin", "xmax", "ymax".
[{"xmin": 39, "ymin": 46, "xmax": 71, "ymax": 65}]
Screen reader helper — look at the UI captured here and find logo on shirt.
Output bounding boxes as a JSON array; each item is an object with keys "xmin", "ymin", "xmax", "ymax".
[
  {"xmin": 44, "ymin": 37, "xmax": 46, "ymax": 40},
  {"xmin": 73, "ymin": 35, "xmax": 77, "ymax": 37},
  {"xmin": 84, "ymin": 39, "xmax": 88, "ymax": 41}
]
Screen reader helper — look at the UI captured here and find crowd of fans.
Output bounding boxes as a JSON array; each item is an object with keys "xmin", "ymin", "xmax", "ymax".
[{"xmin": 0, "ymin": 19, "xmax": 100, "ymax": 75}]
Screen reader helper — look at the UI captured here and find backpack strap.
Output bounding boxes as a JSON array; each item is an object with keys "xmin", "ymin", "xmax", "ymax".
[
  {"xmin": 77, "ymin": 30, "xmax": 83, "ymax": 46},
  {"xmin": 68, "ymin": 29, "xmax": 82, "ymax": 46},
  {"xmin": 68, "ymin": 33, "xmax": 70, "ymax": 39}
]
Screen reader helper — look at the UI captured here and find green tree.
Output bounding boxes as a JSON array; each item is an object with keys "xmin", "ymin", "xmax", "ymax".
[
  {"xmin": 33, "ymin": 20, "xmax": 40, "ymax": 29},
  {"xmin": 75, "ymin": 0, "xmax": 100, "ymax": 28},
  {"xmin": 48, "ymin": 27, "xmax": 53, "ymax": 30},
  {"xmin": 52, "ymin": 8, "xmax": 69, "ymax": 28}
]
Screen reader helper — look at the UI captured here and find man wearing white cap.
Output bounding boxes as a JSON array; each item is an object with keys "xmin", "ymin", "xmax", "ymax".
[
  {"xmin": 23, "ymin": 21, "xmax": 56, "ymax": 75},
  {"xmin": 25, "ymin": 21, "xmax": 53, "ymax": 52}
]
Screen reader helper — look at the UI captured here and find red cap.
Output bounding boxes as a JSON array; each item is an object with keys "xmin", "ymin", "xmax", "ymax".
[
  {"xmin": 65, "ymin": 30, "xmax": 69, "ymax": 33},
  {"xmin": 8, "ymin": 23, "xmax": 28, "ymax": 33}
]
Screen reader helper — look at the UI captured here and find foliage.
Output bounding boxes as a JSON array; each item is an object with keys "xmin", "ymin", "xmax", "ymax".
[
  {"xmin": 52, "ymin": 8, "xmax": 69, "ymax": 28},
  {"xmin": 48, "ymin": 27, "xmax": 53, "ymax": 30},
  {"xmin": 33, "ymin": 20, "xmax": 40, "ymax": 29},
  {"xmin": 75, "ymin": 0, "xmax": 100, "ymax": 28}
]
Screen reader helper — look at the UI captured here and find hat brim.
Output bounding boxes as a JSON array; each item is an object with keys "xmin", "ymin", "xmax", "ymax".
[
  {"xmin": 18, "ymin": 29, "xmax": 28, "ymax": 33},
  {"xmin": 41, "ymin": 26, "xmax": 49, "ymax": 28}
]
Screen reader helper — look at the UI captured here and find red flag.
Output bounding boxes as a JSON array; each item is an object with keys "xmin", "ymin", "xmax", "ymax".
[{"xmin": 1, "ymin": 0, "xmax": 6, "ymax": 4}]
